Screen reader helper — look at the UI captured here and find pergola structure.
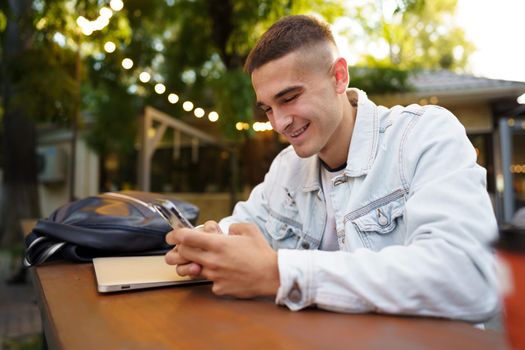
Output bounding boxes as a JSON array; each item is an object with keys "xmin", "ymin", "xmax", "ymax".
[{"xmin": 137, "ymin": 106, "xmax": 238, "ymax": 209}]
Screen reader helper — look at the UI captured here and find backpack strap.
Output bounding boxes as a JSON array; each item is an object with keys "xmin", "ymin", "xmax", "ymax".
[{"xmin": 24, "ymin": 236, "xmax": 66, "ymax": 267}]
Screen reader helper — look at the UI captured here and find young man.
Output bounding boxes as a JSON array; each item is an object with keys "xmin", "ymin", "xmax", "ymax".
[{"xmin": 165, "ymin": 15, "xmax": 499, "ymax": 321}]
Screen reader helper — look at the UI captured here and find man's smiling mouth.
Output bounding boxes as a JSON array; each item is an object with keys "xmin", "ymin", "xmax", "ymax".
[{"xmin": 290, "ymin": 123, "xmax": 310, "ymax": 138}]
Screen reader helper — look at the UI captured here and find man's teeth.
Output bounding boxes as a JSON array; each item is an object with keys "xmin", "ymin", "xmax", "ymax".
[{"xmin": 291, "ymin": 124, "xmax": 308, "ymax": 137}]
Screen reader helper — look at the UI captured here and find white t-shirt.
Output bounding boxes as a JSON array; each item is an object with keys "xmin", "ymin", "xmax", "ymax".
[{"xmin": 319, "ymin": 163, "xmax": 346, "ymax": 251}]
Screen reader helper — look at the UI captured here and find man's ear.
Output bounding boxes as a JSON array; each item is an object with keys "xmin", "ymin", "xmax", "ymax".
[{"xmin": 332, "ymin": 57, "xmax": 349, "ymax": 94}]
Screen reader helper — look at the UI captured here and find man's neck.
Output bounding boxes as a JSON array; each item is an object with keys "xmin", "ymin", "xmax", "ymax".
[{"xmin": 319, "ymin": 99, "xmax": 356, "ymax": 169}]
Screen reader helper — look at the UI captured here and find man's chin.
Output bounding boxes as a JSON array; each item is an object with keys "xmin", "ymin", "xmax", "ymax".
[{"xmin": 292, "ymin": 144, "xmax": 316, "ymax": 158}]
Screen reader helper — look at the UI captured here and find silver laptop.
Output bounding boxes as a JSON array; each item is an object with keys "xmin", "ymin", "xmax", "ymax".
[{"xmin": 92, "ymin": 255, "xmax": 208, "ymax": 293}]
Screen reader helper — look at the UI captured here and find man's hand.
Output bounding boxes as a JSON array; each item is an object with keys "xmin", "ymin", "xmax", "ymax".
[
  {"xmin": 165, "ymin": 220, "xmax": 221, "ymax": 277},
  {"xmin": 166, "ymin": 222, "xmax": 280, "ymax": 298}
]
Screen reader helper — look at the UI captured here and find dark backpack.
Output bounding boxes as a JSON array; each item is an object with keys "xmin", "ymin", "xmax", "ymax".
[{"xmin": 24, "ymin": 191, "xmax": 199, "ymax": 266}]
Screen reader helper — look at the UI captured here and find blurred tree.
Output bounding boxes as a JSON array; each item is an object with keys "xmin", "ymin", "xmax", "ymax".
[
  {"xmin": 83, "ymin": 0, "xmax": 346, "ymax": 140},
  {"xmin": 346, "ymin": 0, "xmax": 474, "ymax": 93},
  {"xmin": 82, "ymin": 0, "xmax": 346, "ymax": 188},
  {"xmin": 0, "ymin": 0, "xmax": 130, "ymax": 244},
  {"xmin": 0, "ymin": 0, "xmax": 43, "ymax": 246},
  {"xmin": 0, "ymin": 0, "xmax": 477, "ymax": 244},
  {"xmin": 353, "ymin": 0, "xmax": 474, "ymax": 69},
  {"xmin": 0, "ymin": 0, "xmax": 345, "ymax": 242},
  {"xmin": 349, "ymin": 65, "xmax": 413, "ymax": 95}
]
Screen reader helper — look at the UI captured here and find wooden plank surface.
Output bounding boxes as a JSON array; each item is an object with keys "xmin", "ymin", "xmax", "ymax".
[{"xmin": 32, "ymin": 262, "xmax": 510, "ymax": 350}]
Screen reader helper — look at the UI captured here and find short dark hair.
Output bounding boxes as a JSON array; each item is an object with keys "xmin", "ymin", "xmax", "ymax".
[{"xmin": 244, "ymin": 15, "xmax": 336, "ymax": 74}]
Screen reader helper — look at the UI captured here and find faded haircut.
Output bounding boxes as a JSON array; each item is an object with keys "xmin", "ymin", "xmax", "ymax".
[{"xmin": 244, "ymin": 15, "xmax": 337, "ymax": 74}]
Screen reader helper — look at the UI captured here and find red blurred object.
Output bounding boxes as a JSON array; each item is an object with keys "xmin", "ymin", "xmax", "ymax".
[{"xmin": 496, "ymin": 226, "xmax": 525, "ymax": 350}]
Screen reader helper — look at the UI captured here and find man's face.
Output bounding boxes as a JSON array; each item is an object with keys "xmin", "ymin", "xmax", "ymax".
[{"xmin": 251, "ymin": 49, "xmax": 344, "ymax": 160}]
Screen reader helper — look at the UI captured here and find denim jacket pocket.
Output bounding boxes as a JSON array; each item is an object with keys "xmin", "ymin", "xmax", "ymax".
[
  {"xmin": 264, "ymin": 215, "xmax": 301, "ymax": 249},
  {"xmin": 352, "ymin": 198, "xmax": 405, "ymax": 235}
]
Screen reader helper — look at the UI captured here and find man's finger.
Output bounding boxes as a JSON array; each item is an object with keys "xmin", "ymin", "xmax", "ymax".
[
  {"xmin": 175, "ymin": 228, "xmax": 222, "ymax": 251},
  {"xmin": 229, "ymin": 223, "xmax": 260, "ymax": 238},
  {"xmin": 177, "ymin": 243, "xmax": 214, "ymax": 266},
  {"xmin": 165, "ymin": 247, "xmax": 191, "ymax": 265},
  {"xmin": 202, "ymin": 220, "xmax": 222, "ymax": 234},
  {"xmin": 176, "ymin": 262, "xmax": 202, "ymax": 277},
  {"xmin": 165, "ymin": 227, "xmax": 196, "ymax": 245},
  {"xmin": 165, "ymin": 229, "xmax": 178, "ymax": 245}
]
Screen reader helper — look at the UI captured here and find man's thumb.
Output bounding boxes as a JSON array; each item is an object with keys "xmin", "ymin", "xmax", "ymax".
[{"xmin": 229, "ymin": 223, "xmax": 260, "ymax": 238}]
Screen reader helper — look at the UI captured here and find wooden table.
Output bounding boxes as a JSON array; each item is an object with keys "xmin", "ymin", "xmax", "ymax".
[{"xmin": 32, "ymin": 262, "xmax": 510, "ymax": 350}]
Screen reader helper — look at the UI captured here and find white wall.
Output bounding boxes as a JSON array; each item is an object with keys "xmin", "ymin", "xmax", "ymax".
[{"xmin": 37, "ymin": 128, "xmax": 99, "ymax": 217}]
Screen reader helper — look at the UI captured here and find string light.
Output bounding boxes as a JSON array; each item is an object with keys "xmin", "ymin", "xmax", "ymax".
[
  {"xmin": 81, "ymin": 1, "xmax": 240, "ymax": 132},
  {"xmin": 121, "ymin": 58, "xmax": 133, "ymax": 69},
  {"xmin": 99, "ymin": 7, "xmax": 113, "ymax": 19},
  {"xmin": 182, "ymin": 101, "xmax": 194, "ymax": 112},
  {"xmin": 154, "ymin": 83, "xmax": 166, "ymax": 94},
  {"xmin": 110, "ymin": 0, "xmax": 124, "ymax": 11},
  {"xmin": 76, "ymin": 16, "xmax": 88, "ymax": 27},
  {"xmin": 168, "ymin": 93, "xmax": 179, "ymax": 104},
  {"xmin": 76, "ymin": 4, "xmax": 114, "ymax": 36},
  {"xmin": 194, "ymin": 108, "xmax": 205, "ymax": 118},
  {"xmin": 235, "ymin": 122, "xmax": 250, "ymax": 130},
  {"xmin": 104, "ymin": 41, "xmax": 116, "ymax": 53},
  {"xmin": 511, "ymin": 164, "xmax": 525, "ymax": 174},
  {"xmin": 92, "ymin": 16, "xmax": 109, "ymax": 31},
  {"xmin": 252, "ymin": 121, "xmax": 273, "ymax": 132},
  {"xmin": 76, "ymin": 16, "xmax": 93, "ymax": 35},
  {"xmin": 139, "ymin": 71, "xmax": 151, "ymax": 83},
  {"xmin": 208, "ymin": 111, "xmax": 219, "ymax": 122}
]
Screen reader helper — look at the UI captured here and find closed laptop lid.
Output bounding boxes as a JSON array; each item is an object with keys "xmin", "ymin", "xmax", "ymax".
[{"xmin": 92, "ymin": 255, "xmax": 207, "ymax": 293}]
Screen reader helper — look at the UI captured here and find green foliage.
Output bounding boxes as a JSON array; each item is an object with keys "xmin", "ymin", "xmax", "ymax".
[
  {"xmin": 352, "ymin": 0, "xmax": 474, "ymax": 71},
  {"xmin": 82, "ymin": 52, "xmax": 140, "ymax": 157},
  {"xmin": 9, "ymin": 42, "xmax": 77, "ymax": 125},
  {"xmin": 209, "ymin": 69, "xmax": 255, "ymax": 138},
  {"xmin": 3, "ymin": 0, "xmax": 473, "ymax": 158},
  {"xmin": 115, "ymin": 0, "xmax": 346, "ymax": 142},
  {"xmin": 0, "ymin": 10, "xmax": 6, "ymax": 32},
  {"xmin": 83, "ymin": 80, "xmax": 139, "ymax": 156},
  {"xmin": 1, "ymin": 334, "xmax": 43, "ymax": 350},
  {"xmin": 349, "ymin": 65, "xmax": 414, "ymax": 94},
  {"xmin": 1, "ymin": 0, "xmax": 131, "ymax": 127},
  {"xmin": 2, "ymin": 0, "xmax": 346, "ymax": 160}
]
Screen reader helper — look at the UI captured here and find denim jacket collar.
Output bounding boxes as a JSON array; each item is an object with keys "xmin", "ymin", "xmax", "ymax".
[
  {"xmin": 301, "ymin": 156, "xmax": 321, "ymax": 192},
  {"xmin": 344, "ymin": 88, "xmax": 379, "ymax": 178},
  {"xmin": 302, "ymin": 89, "xmax": 379, "ymax": 192}
]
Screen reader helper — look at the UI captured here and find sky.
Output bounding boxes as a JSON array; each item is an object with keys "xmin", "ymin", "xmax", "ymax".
[
  {"xmin": 455, "ymin": 0, "xmax": 525, "ymax": 83},
  {"xmin": 334, "ymin": 0, "xmax": 525, "ymax": 83}
]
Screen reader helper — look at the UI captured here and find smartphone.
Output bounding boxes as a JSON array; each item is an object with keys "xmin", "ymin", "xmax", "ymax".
[{"xmin": 150, "ymin": 199, "xmax": 194, "ymax": 229}]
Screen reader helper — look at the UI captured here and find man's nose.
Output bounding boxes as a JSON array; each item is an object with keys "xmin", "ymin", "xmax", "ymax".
[{"xmin": 272, "ymin": 109, "xmax": 293, "ymax": 134}]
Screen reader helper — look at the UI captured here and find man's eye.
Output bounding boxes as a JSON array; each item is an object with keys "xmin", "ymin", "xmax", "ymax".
[{"xmin": 284, "ymin": 95, "xmax": 298, "ymax": 103}]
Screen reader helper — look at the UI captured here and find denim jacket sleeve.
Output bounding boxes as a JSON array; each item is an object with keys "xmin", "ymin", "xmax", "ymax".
[
  {"xmin": 218, "ymin": 149, "xmax": 285, "ymax": 239},
  {"xmin": 275, "ymin": 106, "xmax": 499, "ymax": 322}
]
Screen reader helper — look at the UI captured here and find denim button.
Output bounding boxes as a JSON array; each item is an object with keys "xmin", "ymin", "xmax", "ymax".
[
  {"xmin": 334, "ymin": 177, "xmax": 347, "ymax": 186},
  {"xmin": 377, "ymin": 209, "xmax": 388, "ymax": 226},
  {"xmin": 301, "ymin": 241, "xmax": 310, "ymax": 249},
  {"xmin": 288, "ymin": 285, "xmax": 302, "ymax": 303}
]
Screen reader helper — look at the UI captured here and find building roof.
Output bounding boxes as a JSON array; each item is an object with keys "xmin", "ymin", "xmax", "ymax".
[
  {"xmin": 409, "ymin": 70, "xmax": 525, "ymax": 93},
  {"xmin": 373, "ymin": 70, "xmax": 525, "ymax": 107}
]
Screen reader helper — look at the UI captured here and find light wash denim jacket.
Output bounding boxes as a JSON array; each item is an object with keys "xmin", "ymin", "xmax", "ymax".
[{"xmin": 219, "ymin": 89, "xmax": 499, "ymax": 322}]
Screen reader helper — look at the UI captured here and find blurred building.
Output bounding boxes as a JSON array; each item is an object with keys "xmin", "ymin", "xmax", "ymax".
[
  {"xmin": 371, "ymin": 70, "xmax": 525, "ymax": 223},
  {"xmin": 35, "ymin": 70, "xmax": 525, "ymax": 223}
]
